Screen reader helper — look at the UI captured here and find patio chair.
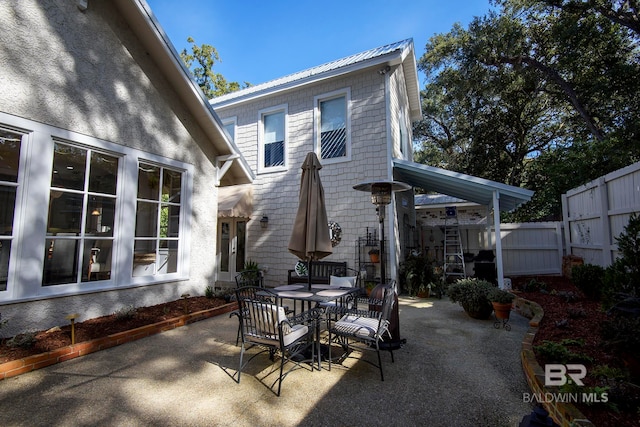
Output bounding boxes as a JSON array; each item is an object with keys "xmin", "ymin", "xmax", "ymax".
[
  {"xmin": 326, "ymin": 284, "xmax": 396, "ymax": 381},
  {"xmin": 234, "ymin": 286, "xmax": 320, "ymax": 396}
]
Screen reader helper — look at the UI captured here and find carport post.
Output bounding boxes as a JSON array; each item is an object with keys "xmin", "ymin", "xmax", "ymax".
[{"xmin": 493, "ymin": 190, "xmax": 505, "ymax": 289}]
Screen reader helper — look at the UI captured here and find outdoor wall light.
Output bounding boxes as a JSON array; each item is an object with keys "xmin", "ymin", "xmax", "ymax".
[{"xmin": 260, "ymin": 215, "xmax": 269, "ymax": 229}]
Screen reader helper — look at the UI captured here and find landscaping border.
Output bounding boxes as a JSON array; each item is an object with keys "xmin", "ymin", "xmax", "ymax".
[
  {"xmin": 0, "ymin": 302, "xmax": 238, "ymax": 381},
  {"xmin": 515, "ymin": 296, "xmax": 595, "ymax": 427}
]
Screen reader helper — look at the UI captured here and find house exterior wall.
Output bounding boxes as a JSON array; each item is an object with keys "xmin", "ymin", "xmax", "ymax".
[
  {"xmin": 0, "ymin": 1, "xmax": 221, "ymax": 335},
  {"xmin": 215, "ymin": 66, "xmax": 413, "ymax": 286}
]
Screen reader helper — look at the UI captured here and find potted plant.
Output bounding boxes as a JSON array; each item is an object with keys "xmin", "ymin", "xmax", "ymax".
[
  {"xmin": 400, "ymin": 254, "xmax": 435, "ymax": 297},
  {"xmin": 417, "ymin": 283, "xmax": 431, "ymax": 298},
  {"xmin": 488, "ymin": 288, "xmax": 515, "ymax": 320},
  {"xmin": 447, "ymin": 278, "xmax": 494, "ymax": 319},
  {"xmin": 368, "ymin": 248, "xmax": 380, "ymax": 263},
  {"xmin": 364, "ymin": 280, "xmax": 377, "ymax": 296}
]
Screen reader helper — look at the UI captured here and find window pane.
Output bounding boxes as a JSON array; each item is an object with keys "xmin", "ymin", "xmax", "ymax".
[
  {"xmin": 0, "ymin": 187, "xmax": 16, "ymax": 236},
  {"xmin": 43, "ymin": 238, "xmax": 79, "ymax": 285},
  {"xmin": 138, "ymin": 164, "xmax": 160, "ymax": 200},
  {"xmin": 320, "ymin": 97, "xmax": 346, "ymax": 159},
  {"xmin": 264, "ymin": 112, "xmax": 284, "ymax": 143},
  {"xmin": 133, "ymin": 240, "xmax": 156, "ymax": 276},
  {"xmin": 85, "ymin": 196, "xmax": 116, "ymax": 236},
  {"xmin": 160, "ymin": 204, "xmax": 180, "ymax": 238},
  {"xmin": 51, "ymin": 143, "xmax": 87, "ymax": 190},
  {"xmin": 0, "ymin": 240, "xmax": 9, "ymax": 291},
  {"xmin": 89, "ymin": 152, "xmax": 119, "ymax": 195},
  {"xmin": 162, "ymin": 169, "xmax": 181, "ymax": 203},
  {"xmin": 220, "ymin": 222, "xmax": 230, "ymax": 272},
  {"xmin": 159, "ymin": 240, "xmax": 178, "ymax": 274},
  {"xmin": 264, "ymin": 141, "xmax": 284, "ymax": 167},
  {"xmin": 83, "ymin": 240, "xmax": 112, "ymax": 282},
  {"xmin": 47, "ymin": 192, "xmax": 83, "ymax": 234},
  {"xmin": 235, "ymin": 221, "xmax": 246, "ymax": 273},
  {"xmin": 0, "ymin": 130, "xmax": 21, "ymax": 182},
  {"xmin": 223, "ymin": 123, "xmax": 234, "ymax": 142},
  {"xmin": 135, "ymin": 201, "xmax": 158, "ymax": 237}
]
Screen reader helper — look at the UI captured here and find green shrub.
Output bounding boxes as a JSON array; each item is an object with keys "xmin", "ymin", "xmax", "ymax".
[
  {"xmin": 571, "ymin": 263, "xmax": 605, "ymax": 299},
  {"xmin": 447, "ymin": 278, "xmax": 494, "ymax": 318},
  {"xmin": 522, "ymin": 278, "xmax": 547, "ymax": 292},
  {"xmin": 114, "ymin": 305, "xmax": 137, "ymax": 320},
  {"xmin": 601, "ymin": 315, "xmax": 640, "ymax": 356},
  {"xmin": 6, "ymin": 331, "xmax": 37, "ymax": 348},
  {"xmin": 534, "ymin": 339, "xmax": 593, "ymax": 365},
  {"xmin": 204, "ymin": 285, "xmax": 214, "ymax": 299},
  {"xmin": 488, "ymin": 288, "xmax": 515, "ymax": 303}
]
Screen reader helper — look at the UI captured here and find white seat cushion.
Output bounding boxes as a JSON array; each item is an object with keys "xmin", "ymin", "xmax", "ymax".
[
  {"xmin": 329, "ymin": 275, "xmax": 357, "ymax": 287},
  {"xmin": 334, "ymin": 315, "xmax": 382, "ymax": 338},
  {"xmin": 250, "ymin": 324, "xmax": 308, "ymax": 347}
]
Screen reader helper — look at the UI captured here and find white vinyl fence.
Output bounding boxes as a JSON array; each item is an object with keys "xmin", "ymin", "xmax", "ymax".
[{"xmin": 562, "ymin": 161, "xmax": 640, "ymax": 268}]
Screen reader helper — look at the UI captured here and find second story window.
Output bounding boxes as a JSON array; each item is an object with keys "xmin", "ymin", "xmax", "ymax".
[
  {"xmin": 259, "ymin": 106, "xmax": 287, "ymax": 172},
  {"xmin": 316, "ymin": 89, "xmax": 350, "ymax": 163}
]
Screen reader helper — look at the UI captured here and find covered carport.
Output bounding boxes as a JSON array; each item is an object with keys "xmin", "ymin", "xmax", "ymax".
[{"xmin": 393, "ymin": 159, "xmax": 534, "ymax": 288}]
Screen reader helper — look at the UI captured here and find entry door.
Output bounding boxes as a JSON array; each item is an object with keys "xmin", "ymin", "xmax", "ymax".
[{"xmin": 217, "ymin": 219, "xmax": 247, "ymax": 283}]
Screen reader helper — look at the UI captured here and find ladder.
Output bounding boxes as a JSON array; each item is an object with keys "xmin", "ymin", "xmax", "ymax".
[{"xmin": 443, "ymin": 207, "xmax": 466, "ymax": 282}]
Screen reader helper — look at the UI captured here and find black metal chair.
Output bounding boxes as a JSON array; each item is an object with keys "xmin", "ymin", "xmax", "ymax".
[
  {"xmin": 234, "ymin": 286, "xmax": 320, "ymax": 396},
  {"xmin": 326, "ymin": 284, "xmax": 396, "ymax": 381}
]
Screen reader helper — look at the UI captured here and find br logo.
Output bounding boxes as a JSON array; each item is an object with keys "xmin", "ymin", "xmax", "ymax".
[{"xmin": 544, "ymin": 364, "xmax": 586, "ymax": 386}]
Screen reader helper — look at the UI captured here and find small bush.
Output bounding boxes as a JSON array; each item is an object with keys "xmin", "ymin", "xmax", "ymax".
[
  {"xmin": 534, "ymin": 339, "xmax": 593, "ymax": 365},
  {"xmin": 6, "ymin": 331, "xmax": 37, "ymax": 349},
  {"xmin": 204, "ymin": 285, "xmax": 214, "ymax": 299},
  {"xmin": 448, "ymin": 278, "xmax": 494, "ymax": 318},
  {"xmin": 114, "ymin": 305, "xmax": 137, "ymax": 320},
  {"xmin": 571, "ymin": 263, "xmax": 605, "ymax": 299},
  {"xmin": 523, "ymin": 278, "xmax": 547, "ymax": 292}
]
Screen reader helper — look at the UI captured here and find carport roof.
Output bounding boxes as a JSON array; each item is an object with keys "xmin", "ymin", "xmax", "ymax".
[{"xmin": 393, "ymin": 159, "xmax": 534, "ymax": 212}]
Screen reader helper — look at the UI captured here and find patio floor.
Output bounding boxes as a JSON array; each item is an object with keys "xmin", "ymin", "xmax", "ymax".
[{"xmin": 0, "ymin": 297, "xmax": 534, "ymax": 427}]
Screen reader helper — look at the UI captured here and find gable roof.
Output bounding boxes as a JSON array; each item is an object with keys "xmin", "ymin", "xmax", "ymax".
[
  {"xmin": 113, "ymin": 0, "xmax": 253, "ymax": 186},
  {"xmin": 393, "ymin": 159, "xmax": 534, "ymax": 212},
  {"xmin": 210, "ymin": 39, "xmax": 422, "ymax": 121}
]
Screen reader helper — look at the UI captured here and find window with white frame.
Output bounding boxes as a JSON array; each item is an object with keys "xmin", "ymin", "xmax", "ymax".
[
  {"xmin": 316, "ymin": 90, "xmax": 350, "ymax": 162},
  {"xmin": 222, "ymin": 118, "xmax": 236, "ymax": 143},
  {"xmin": 43, "ymin": 141, "xmax": 120, "ymax": 285},
  {"xmin": 258, "ymin": 106, "xmax": 286, "ymax": 172},
  {"xmin": 0, "ymin": 129, "xmax": 22, "ymax": 292},
  {"xmin": 133, "ymin": 162, "xmax": 183, "ymax": 277}
]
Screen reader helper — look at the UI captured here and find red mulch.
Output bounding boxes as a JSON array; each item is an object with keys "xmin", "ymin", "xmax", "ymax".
[
  {"xmin": 0, "ymin": 296, "xmax": 228, "ymax": 364},
  {"xmin": 511, "ymin": 276, "xmax": 639, "ymax": 427}
]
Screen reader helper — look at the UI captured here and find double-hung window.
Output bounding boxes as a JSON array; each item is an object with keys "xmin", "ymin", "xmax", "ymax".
[
  {"xmin": 258, "ymin": 106, "xmax": 286, "ymax": 172},
  {"xmin": 315, "ymin": 89, "xmax": 350, "ymax": 163},
  {"xmin": 133, "ymin": 163, "xmax": 183, "ymax": 277}
]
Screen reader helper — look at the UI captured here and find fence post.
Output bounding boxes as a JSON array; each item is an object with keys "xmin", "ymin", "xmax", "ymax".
[{"xmin": 598, "ymin": 177, "xmax": 612, "ymax": 267}]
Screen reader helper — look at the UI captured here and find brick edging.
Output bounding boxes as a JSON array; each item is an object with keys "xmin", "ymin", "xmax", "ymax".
[
  {"xmin": 0, "ymin": 302, "xmax": 238, "ymax": 381},
  {"xmin": 514, "ymin": 296, "xmax": 595, "ymax": 427}
]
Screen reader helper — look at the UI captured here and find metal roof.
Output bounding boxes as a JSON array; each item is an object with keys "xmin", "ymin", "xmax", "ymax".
[
  {"xmin": 210, "ymin": 39, "xmax": 421, "ymax": 121},
  {"xmin": 393, "ymin": 159, "xmax": 534, "ymax": 212}
]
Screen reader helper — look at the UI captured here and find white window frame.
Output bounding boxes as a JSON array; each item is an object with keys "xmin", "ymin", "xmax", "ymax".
[
  {"xmin": 257, "ymin": 104, "xmax": 287, "ymax": 174},
  {"xmin": 0, "ymin": 112, "xmax": 193, "ymax": 303},
  {"xmin": 221, "ymin": 117, "xmax": 236, "ymax": 143},
  {"xmin": 314, "ymin": 88, "xmax": 351, "ymax": 164}
]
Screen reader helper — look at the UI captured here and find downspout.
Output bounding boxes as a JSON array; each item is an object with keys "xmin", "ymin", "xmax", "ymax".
[
  {"xmin": 493, "ymin": 190, "xmax": 505, "ymax": 289},
  {"xmin": 383, "ymin": 67, "xmax": 399, "ymax": 282}
]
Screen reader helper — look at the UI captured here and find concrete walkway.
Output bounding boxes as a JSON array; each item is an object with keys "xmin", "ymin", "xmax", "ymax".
[{"xmin": 0, "ymin": 297, "xmax": 533, "ymax": 427}]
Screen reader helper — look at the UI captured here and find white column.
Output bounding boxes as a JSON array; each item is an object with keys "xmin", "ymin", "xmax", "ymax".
[{"xmin": 493, "ymin": 190, "xmax": 505, "ymax": 289}]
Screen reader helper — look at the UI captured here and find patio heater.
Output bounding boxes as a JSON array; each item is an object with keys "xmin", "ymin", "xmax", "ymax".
[{"xmin": 353, "ymin": 180, "xmax": 411, "ymax": 350}]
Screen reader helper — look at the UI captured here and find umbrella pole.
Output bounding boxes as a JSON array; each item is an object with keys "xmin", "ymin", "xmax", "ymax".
[{"xmin": 307, "ymin": 259, "xmax": 313, "ymax": 291}]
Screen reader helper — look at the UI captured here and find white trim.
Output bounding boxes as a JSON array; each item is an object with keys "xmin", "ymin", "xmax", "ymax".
[
  {"xmin": 257, "ymin": 104, "xmax": 288, "ymax": 174},
  {"xmin": 0, "ymin": 112, "xmax": 193, "ymax": 304},
  {"xmin": 313, "ymin": 88, "xmax": 351, "ymax": 165}
]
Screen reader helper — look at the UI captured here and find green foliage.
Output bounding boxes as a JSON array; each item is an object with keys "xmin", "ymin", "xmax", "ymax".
[
  {"xmin": 243, "ymin": 259, "xmax": 259, "ymax": 271},
  {"xmin": 613, "ymin": 213, "xmax": 640, "ymax": 296},
  {"xmin": 534, "ymin": 339, "xmax": 593, "ymax": 365},
  {"xmin": 447, "ymin": 278, "xmax": 495, "ymax": 317},
  {"xmin": 488, "ymin": 288, "xmax": 515, "ymax": 303},
  {"xmin": 521, "ymin": 278, "xmax": 547, "ymax": 292},
  {"xmin": 601, "ymin": 315, "xmax": 640, "ymax": 356},
  {"xmin": 204, "ymin": 285, "xmax": 214, "ymax": 299},
  {"xmin": 400, "ymin": 254, "xmax": 435, "ymax": 296},
  {"xmin": 571, "ymin": 263, "xmax": 605, "ymax": 299},
  {"xmin": 6, "ymin": 331, "xmax": 37, "ymax": 349},
  {"xmin": 114, "ymin": 305, "xmax": 137, "ymax": 320},
  {"xmin": 179, "ymin": 37, "xmax": 250, "ymax": 99}
]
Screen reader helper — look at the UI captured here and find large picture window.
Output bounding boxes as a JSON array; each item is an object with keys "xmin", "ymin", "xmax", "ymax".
[
  {"xmin": 315, "ymin": 89, "xmax": 350, "ymax": 162},
  {"xmin": 133, "ymin": 162, "xmax": 183, "ymax": 277},
  {"xmin": 0, "ymin": 129, "xmax": 22, "ymax": 292},
  {"xmin": 43, "ymin": 142, "xmax": 119, "ymax": 285},
  {"xmin": 258, "ymin": 106, "xmax": 287, "ymax": 172}
]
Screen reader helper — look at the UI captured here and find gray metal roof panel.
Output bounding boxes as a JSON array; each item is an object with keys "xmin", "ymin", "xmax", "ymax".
[{"xmin": 394, "ymin": 159, "xmax": 533, "ymax": 212}]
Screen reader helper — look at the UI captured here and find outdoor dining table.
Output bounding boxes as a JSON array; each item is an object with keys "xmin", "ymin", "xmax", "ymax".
[{"xmin": 270, "ymin": 284, "xmax": 363, "ymax": 370}]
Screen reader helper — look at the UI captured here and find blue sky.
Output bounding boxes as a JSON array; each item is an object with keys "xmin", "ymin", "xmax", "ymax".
[{"xmin": 145, "ymin": 0, "xmax": 492, "ymax": 88}]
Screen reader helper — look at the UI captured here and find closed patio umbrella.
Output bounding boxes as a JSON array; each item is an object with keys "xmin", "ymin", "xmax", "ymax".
[{"xmin": 288, "ymin": 152, "xmax": 332, "ymax": 289}]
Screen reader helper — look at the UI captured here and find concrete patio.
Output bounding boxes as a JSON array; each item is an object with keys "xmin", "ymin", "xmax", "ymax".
[{"xmin": 0, "ymin": 297, "xmax": 534, "ymax": 427}]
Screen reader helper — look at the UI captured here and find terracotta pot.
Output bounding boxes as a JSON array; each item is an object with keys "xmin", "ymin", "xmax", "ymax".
[
  {"xmin": 417, "ymin": 289, "xmax": 430, "ymax": 298},
  {"xmin": 369, "ymin": 253, "xmax": 380, "ymax": 263},
  {"xmin": 492, "ymin": 302, "xmax": 512, "ymax": 320}
]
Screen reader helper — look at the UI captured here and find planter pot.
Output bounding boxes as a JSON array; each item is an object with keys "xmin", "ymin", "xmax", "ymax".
[
  {"xmin": 369, "ymin": 254, "xmax": 380, "ymax": 263},
  {"xmin": 492, "ymin": 302, "xmax": 512, "ymax": 320},
  {"xmin": 463, "ymin": 303, "xmax": 493, "ymax": 320},
  {"xmin": 417, "ymin": 289, "xmax": 430, "ymax": 298}
]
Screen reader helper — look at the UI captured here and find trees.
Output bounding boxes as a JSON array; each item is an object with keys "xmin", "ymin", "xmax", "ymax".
[
  {"xmin": 179, "ymin": 37, "xmax": 250, "ymax": 98},
  {"xmin": 414, "ymin": 0, "xmax": 640, "ymax": 220}
]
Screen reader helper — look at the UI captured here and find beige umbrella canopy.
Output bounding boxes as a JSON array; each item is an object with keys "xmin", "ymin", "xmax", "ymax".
[{"xmin": 288, "ymin": 153, "xmax": 332, "ymax": 284}]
